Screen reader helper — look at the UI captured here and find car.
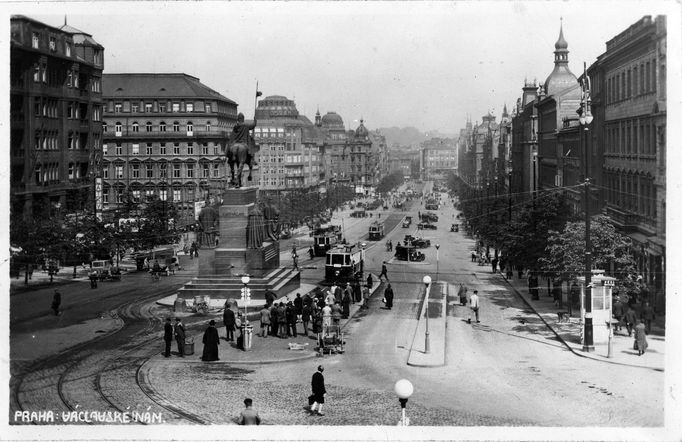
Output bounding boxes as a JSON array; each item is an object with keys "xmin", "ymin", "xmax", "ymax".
[
  {"xmin": 394, "ymin": 244, "xmax": 425, "ymax": 261},
  {"xmin": 418, "ymin": 222, "xmax": 437, "ymax": 230},
  {"xmin": 403, "ymin": 235, "xmax": 431, "ymax": 248},
  {"xmin": 420, "ymin": 212, "xmax": 439, "ymax": 222}
]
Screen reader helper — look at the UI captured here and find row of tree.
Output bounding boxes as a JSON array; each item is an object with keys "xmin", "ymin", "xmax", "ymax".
[{"xmin": 446, "ymin": 172, "xmax": 646, "ymax": 298}]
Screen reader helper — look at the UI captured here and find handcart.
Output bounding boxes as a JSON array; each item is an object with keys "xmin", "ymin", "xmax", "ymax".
[{"xmin": 316, "ymin": 325, "xmax": 345, "ymax": 355}]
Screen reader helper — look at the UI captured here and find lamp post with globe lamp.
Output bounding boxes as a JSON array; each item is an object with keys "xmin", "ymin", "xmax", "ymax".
[
  {"xmin": 423, "ymin": 275, "xmax": 432, "ymax": 354},
  {"xmin": 394, "ymin": 379, "xmax": 413, "ymax": 426},
  {"xmin": 240, "ymin": 275, "xmax": 253, "ymax": 351}
]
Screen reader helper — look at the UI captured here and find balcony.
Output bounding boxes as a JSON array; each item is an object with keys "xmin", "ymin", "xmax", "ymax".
[{"xmin": 605, "ymin": 205, "xmax": 640, "ymax": 230}]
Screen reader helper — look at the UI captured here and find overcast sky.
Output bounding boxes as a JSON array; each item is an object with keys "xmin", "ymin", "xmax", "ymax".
[{"xmin": 13, "ymin": 1, "xmax": 678, "ymax": 134}]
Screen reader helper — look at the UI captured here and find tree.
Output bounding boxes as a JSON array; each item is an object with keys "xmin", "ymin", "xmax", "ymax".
[
  {"xmin": 136, "ymin": 196, "xmax": 180, "ymax": 251},
  {"xmin": 376, "ymin": 171, "xmax": 404, "ymax": 195},
  {"xmin": 539, "ymin": 215, "xmax": 644, "ymax": 297}
]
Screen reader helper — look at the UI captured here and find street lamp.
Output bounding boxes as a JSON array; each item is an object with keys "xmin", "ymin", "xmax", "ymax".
[
  {"xmin": 394, "ymin": 379, "xmax": 413, "ymax": 426},
  {"xmin": 423, "ymin": 275, "xmax": 432, "ymax": 354},
  {"xmin": 241, "ymin": 275, "xmax": 251, "ymax": 322},
  {"xmin": 435, "ymin": 244, "xmax": 440, "ymax": 281},
  {"xmin": 578, "ymin": 62, "xmax": 595, "ymax": 352}
]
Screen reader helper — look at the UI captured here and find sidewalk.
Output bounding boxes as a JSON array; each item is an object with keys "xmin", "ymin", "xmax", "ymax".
[{"xmin": 500, "ymin": 272, "xmax": 665, "ymax": 371}]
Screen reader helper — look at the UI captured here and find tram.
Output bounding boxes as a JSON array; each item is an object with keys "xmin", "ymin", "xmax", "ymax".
[
  {"xmin": 313, "ymin": 225, "xmax": 342, "ymax": 257},
  {"xmin": 325, "ymin": 243, "xmax": 364, "ymax": 284},
  {"xmin": 368, "ymin": 220, "xmax": 385, "ymax": 240}
]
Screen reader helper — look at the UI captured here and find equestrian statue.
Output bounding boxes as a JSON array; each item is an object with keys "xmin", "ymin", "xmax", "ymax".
[{"xmin": 226, "ymin": 112, "xmax": 259, "ymax": 188}]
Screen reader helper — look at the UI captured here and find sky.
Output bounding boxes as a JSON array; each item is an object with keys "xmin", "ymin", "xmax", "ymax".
[{"xmin": 8, "ymin": 1, "xmax": 679, "ymax": 134}]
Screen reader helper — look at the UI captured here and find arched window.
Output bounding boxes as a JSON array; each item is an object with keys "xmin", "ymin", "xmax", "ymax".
[
  {"xmin": 173, "ymin": 121, "xmax": 180, "ymax": 132},
  {"xmin": 132, "ymin": 122, "xmax": 139, "ymax": 132},
  {"xmin": 187, "ymin": 122, "xmax": 193, "ymax": 135},
  {"xmin": 146, "ymin": 121, "xmax": 153, "ymax": 132},
  {"xmin": 102, "ymin": 122, "xmax": 108, "ymax": 133},
  {"xmin": 159, "ymin": 121, "xmax": 166, "ymax": 132},
  {"xmin": 115, "ymin": 122, "xmax": 122, "ymax": 136},
  {"xmin": 206, "ymin": 121, "xmax": 211, "ymax": 131}
]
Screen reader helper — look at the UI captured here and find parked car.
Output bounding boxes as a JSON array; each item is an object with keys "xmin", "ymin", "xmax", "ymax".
[
  {"xmin": 394, "ymin": 244, "xmax": 425, "ymax": 261},
  {"xmin": 420, "ymin": 212, "xmax": 439, "ymax": 223},
  {"xmin": 418, "ymin": 222, "xmax": 437, "ymax": 230},
  {"xmin": 404, "ymin": 235, "xmax": 431, "ymax": 248}
]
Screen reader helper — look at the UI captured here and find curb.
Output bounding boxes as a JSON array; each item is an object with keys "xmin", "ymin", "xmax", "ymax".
[{"xmin": 500, "ymin": 274, "xmax": 663, "ymax": 371}]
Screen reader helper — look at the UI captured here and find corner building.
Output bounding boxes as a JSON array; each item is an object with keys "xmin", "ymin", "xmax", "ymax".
[
  {"xmin": 101, "ymin": 73, "xmax": 237, "ymax": 227},
  {"xmin": 10, "ymin": 16, "xmax": 104, "ymax": 220}
]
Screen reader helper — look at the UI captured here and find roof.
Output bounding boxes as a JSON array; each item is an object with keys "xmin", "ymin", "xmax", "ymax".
[{"xmin": 102, "ymin": 73, "xmax": 235, "ymax": 104}]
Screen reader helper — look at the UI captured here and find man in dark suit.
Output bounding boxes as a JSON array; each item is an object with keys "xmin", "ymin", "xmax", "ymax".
[
  {"xmin": 223, "ymin": 306, "xmax": 236, "ymax": 341},
  {"xmin": 309, "ymin": 365, "xmax": 327, "ymax": 416},
  {"xmin": 164, "ymin": 318, "xmax": 173, "ymax": 357},
  {"xmin": 174, "ymin": 318, "xmax": 186, "ymax": 357}
]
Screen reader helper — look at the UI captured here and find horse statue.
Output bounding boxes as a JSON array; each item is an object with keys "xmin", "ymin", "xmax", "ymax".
[{"xmin": 226, "ymin": 113, "xmax": 259, "ymax": 188}]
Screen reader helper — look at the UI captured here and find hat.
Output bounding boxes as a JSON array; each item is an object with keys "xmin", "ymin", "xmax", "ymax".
[
  {"xmin": 209, "ymin": 320, "xmax": 215, "ymax": 326},
  {"xmin": 175, "ymin": 318, "xmax": 181, "ymax": 322}
]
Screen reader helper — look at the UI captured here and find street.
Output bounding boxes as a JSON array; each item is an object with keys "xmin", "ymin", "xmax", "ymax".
[{"xmin": 9, "ymin": 182, "xmax": 664, "ymax": 427}]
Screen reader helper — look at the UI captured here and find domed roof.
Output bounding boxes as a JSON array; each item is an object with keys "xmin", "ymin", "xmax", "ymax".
[
  {"xmin": 555, "ymin": 23, "xmax": 568, "ymax": 50},
  {"xmin": 355, "ymin": 119, "xmax": 369, "ymax": 138},
  {"xmin": 544, "ymin": 22, "xmax": 578, "ymax": 96},
  {"xmin": 320, "ymin": 112, "xmax": 344, "ymax": 129}
]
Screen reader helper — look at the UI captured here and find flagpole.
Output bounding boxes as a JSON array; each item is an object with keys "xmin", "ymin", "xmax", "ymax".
[{"xmin": 254, "ymin": 81, "xmax": 259, "ymax": 117}]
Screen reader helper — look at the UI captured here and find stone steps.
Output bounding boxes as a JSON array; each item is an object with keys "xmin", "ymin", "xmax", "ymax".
[{"xmin": 177, "ymin": 267, "xmax": 300, "ymax": 300}]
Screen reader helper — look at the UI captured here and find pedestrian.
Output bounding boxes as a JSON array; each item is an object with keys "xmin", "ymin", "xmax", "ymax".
[
  {"xmin": 223, "ymin": 305, "xmax": 236, "ymax": 341},
  {"xmin": 174, "ymin": 318, "xmax": 186, "ymax": 357},
  {"xmin": 325, "ymin": 286, "xmax": 336, "ymax": 307},
  {"xmin": 293, "ymin": 255, "xmax": 299, "ymax": 271},
  {"xmin": 634, "ymin": 319, "xmax": 648, "ymax": 356},
  {"xmin": 331, "ymin": 301, "xmax": 342, "ymax": 327},
  {"xmin": 270, "ymin": 302, "xmax": 279, "ymax": 337},
  {"xmin": 341, "ymin": 285, "xmax": 352, "ymax": 318},
  {"xmin": 259, "ymin": 305, "xmax": 271, "ymax": 338},
  {"xmin": 308, "ymin": 246, "xmax": 314, "ymax": 260},
  {"xmin": 366, "ymin": 273, "xmax": 373, "ymax": 289},
  {"xmin": 612, "ymin": 296, "xmax": 625, "ymax": 332},
  {"xmin": 301, "ymin": 302, "xmax": 312, "ymax": 336},
  {"xmin": 235, "ymin": 312, "xmax": 245, "ymax": 349},
  {"xmin": 286, "ymin": 302, "xmax": 298, "ymax": 337},
  {"xmin": 491, "ymin": 257, "xmax": 498, "ymax": 273},
  {"xmin": 312, "ymin": 304, "xmax": 323, "ymax": 334},
  {"xmin": 639, "ymin": 301, "xmax": 656, "ymax": 334},
  {"xmin": 361, "ymin": 284, "xmax": 370, "ymax": 309},
  {"xmin": 201, "ymin": 320, "xmax": 220, "ymax": 361},
  {"xmin": 238, "ymin": 398, "xmax": 261, "ymax": 425},
  {"xmin": 471, "ymin": 251, "xmax": 477, "ymax": 263},
  {"xmin": 277, "ymin": 303, "xmax": 287, "ymax": 339},
  {"xmin": 322, "ymin": 303, "xmax": 332, "ymax": 334},
  {"xmin": 265, "ymin": 290, "xmax": 276, "ymax": 308},
  {"xmin": 353, "ymin": 280, "xmax": 362, "ymax": 304},
  {"xmin": 294, "ymin": 293, "xmax": 303, "ymax": 323},
  {"xmin": 333, "ymin": 283, "xmax": 343, "ymax": 304},
  {"xmin": 470, "ymin": 290, "xmax": 480, "ymax": 323},
  {"xmin": 383, "ymin": 283, "xmax": 394, "ymax": 309},
  {"xmin": 309, "ymin": 365, "xmax": 327, "ymax": 416},
  {"xmin": 89, "ymin": 270, "xmax": 98, "ymax": 289},
  {"xmin": 506, "ymin": 265, "xmax": 513, "ymax": 280},
  {"xmin": 379, "ymin": 262, "xmax": 389, "ymax": 282},
  {"xmin": 51, "ymin": 289, "xmax": 61, "ymax": 316},
  {"xmin": 457, "ymin": 283, "xmax": 468, "ymax": 306},
  {"xmin": 163, "ymin": 318, "xmax": 173, "ymax": 357},
  {"xmin": 624, "ymin": 305, "xmax": 638, "ymax": 337}
]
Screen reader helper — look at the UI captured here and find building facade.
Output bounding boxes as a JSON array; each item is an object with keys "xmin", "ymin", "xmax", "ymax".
[
  {"xmin": 588, "ymin": 15, "xmax": 667, "ymax": 310},
  {"xmin": 10, "ymin": 16, "xmax": 104, "ymax": 220},
  {"xmin": 101, "ymin": 73, "xmax": 237, "ymax": 227},
  {"xmin": 421, "ymin": 137, "xmax": 458, "ymax": 180}
]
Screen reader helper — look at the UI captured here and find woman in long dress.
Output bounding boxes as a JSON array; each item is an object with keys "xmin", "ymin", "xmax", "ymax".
[
  {"xmin": 201, "ymin": 320, "xmax": 220, "ymax": 361},
  {"xmin": 634, "ymin": 319, "xmax": 648, "ymax": 356}
]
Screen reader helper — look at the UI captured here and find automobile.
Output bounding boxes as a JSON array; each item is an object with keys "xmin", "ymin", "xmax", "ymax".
[
  {"xmin": 420, "ymin": 212, "xmax": 439, "ymax": 223},
  {"xmin": 450, "ymin": 223, "xmax": 459, "ymax": 232},
  {"xmin": 350, "ymin": 209, "xmax": 367, "ymax": 218},
  {"xmin": 402, "ymin": 216, "xmax": 412, "ymax": 228},
  {"xmin": 403, "ymin": 235, "xmax": 431, "ymax": 248},
  {"xmin": 418, "ymin": 222, "xmax": 437, "ymax": 230},
  {"xmin": 394, "ymin": 243, "xmax": 425, "ymax": 261}
]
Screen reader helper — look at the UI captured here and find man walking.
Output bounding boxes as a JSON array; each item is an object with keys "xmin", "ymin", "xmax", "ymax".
[
  {"xmin": 163, "ymin": 318, "xmax": 173, "ymax": 357},
  {"xmin": 51, "ymin": 290, "xmax": 61, "ymax": 316},
  {"xmin": 470, "ymin": 290, "xmax": 480, "ymax": 323},
  {"xmin": 379, "ymin": 262, "xmax": 389, "ymax": 282},
  {"xmin": 309, "ymin": 365, "xmax": 327, "ymax": 416},
  {"xmin": 639, "ymin": 301, "xmax": 656, "ymax": 334},
  {"xmin": 612, "ymin": 296, "xmax": 625, "ymax": 332},
  {"xmin": 383, "ymin": 283, "xmax": 394, "ymax": 309},
  {"xmin": 308, "ymin": 246, "xmax": 314, "ymax": 260},
  {"xmin": 174, "ymin": 318, "xmax": 186, "ymax": 357},
  {"xmin": 238, "ymin": 398, "xmax": 261, "ymax": 425},
  {"xmin": 223, "ymin": 305, "xmax": 236, "ymax": 341},
  {"xmin": 624, "ymin": 305, "xmax": 638, "ymax": 337},
  {"xmin": 259, "ymin": 305, "xmax": 271, "ymax": 338}
]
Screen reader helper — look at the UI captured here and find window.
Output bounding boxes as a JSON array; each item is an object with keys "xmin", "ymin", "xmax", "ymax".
[
  {"xmin": 68, "ymin": 163, "xmax": 74, "ymax": 179},
  {"xmin": 173, "ymin": 121, "xmax": 180, "ymax": 132},
  {"xmin": 173, "ymin": 164, "xmax": 181, "ymax": 178},
  {"xmin": 93, "ymin": 106, "xmax": 101, "ymax": 121},
  {"xmin": 102, "ymin": 122, "xmax": 108, "ymax": 133},
  {"xmin": 159, "ymin": 189, "xmax": 167, "ymax": 201},
  {"xmin": 187, "ymin": 144, "xmax": 194, "ymax": 155},
  {"xmin": 186, "ymin": 163, "xmax": 194, "ymax": 178},
  {"xmin": 146, "ymin": 143, "xmax": 153, "ymax": 155},
  {"xmin": 145, "ymin": 189, "xmax": 154, "ymax": 200},
  {"xmin": 173, "ymin": 189, "xmax": 181, "ymax": 202},
  {"xmin": 102, "ymin": 188, "xmax": 109, "ymax": 204},
  {"xmin": 174, "ymin": 143, "xmax": 181, "ymax": 155},
  {"xmin": 91, "ymin": 78, "xmax": 100, "ymax": 92},
  {"xmin": 172, "ymin": 103, "xmax": 180, "ymax": 112},
  {"xmin": 115, "ymin": 143, "xmax": 122, "ymax": 155},
  {"xmin": 115, "ymin": 103, "xmax": 122, "ymax": 113},
  {"xmin": 132, "ymin": 144, "xmax": 139, "ymax": 155},
  {"xmin": 159, "ymin": 103, "xmax": 166, "ymax": 113},
  {"xmin": 186, "ymin": 103, "xmax": 194, "ymax": 112},
  {"xmin": 202, "ymin": 164, "xmax": 210, "ymax": 178},
  {"xmin": 160, "ymin": 143, "xmax": 167, "ymax": 155},
  {"xmin": 103, "ymin": 143, "xmax": 108, "ymax": 155},
  {"xmin": 202, "ymin": 143, "xmax": 209, "ymax": 155},
  {"xmin": 146, "ymin": 121, "xmax": 153, "ymax": 132},
  {"xmin": 33, "ymin": 65, "xmax": 40, "ymax": 82},
  {"xmin": 32, "ymin": 32, "xmax": 39, "ymax": 49},
  {"xmin": 65, "ymin": 43, "xmax": 71, "ymax": 57},
  {"xmin": 213, "ymin": 164, "xmax": 219, "ymax": 177},
  {"xmin": 146, "ymin": 163, "xmax": 153, "ymax": 179},
  {"xmin": 115, "ymin": 122, "xmax": 122, "ymax": 136},
  {"xmin": 115, "ymin": 165, "xmax": 124, "ymax": 178},
  {"xmin": 159, "ymin": 122, "xmax": 166, "ymax": 132},
  {"xmin": 145, "ymin": 103, "xmax": 152, "ymax": 113},
  {"xmin": 116, "ymin": 189, "xmax": 124, "ymax": 204},
  {"xmin": 187, "ymin": 122, "xmax": 193, "ymax": 135},
  {"xmin": 206, "ymin": 121, "xmax": 211, "ymax": 131},
  {"xmin": 49, "ymin": 36, "xmax": 56, "ymax": 52},
  {"xmin": 205, "ymin": 103, "xmax": 212, "ymax": 113},
  {"xmin": 131, "ymin": 164, "xmax": 140, "ymax": 178},
  {"xmin": 132, "ymin": 122, "xmax": 139, "ymax": 132},
  {"xmin": 132, "ymin": 190, "xmax": 141, "ymax": 202},
  {"xmin": 160, "ymin": 163, "xmax": 168, "ymax": 178},
  {"xmin": 94, "ymin": 49, "xmax": 102, "ymax": 65},
  {"xmin": 214, "ymin": 144, "xmax": 219, "ymax": 155}
]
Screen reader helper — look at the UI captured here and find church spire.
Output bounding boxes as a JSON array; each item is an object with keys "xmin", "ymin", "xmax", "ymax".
[{"xmin": 554, "ymin": 18, "xmax": 569, "ymax": 65}]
